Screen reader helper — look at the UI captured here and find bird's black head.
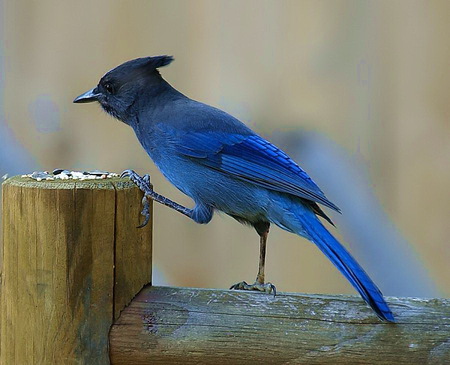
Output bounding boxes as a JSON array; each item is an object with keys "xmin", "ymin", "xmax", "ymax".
[{"xmin": 74, "ymin": 55, "xmax": 174, "ymax": 123}]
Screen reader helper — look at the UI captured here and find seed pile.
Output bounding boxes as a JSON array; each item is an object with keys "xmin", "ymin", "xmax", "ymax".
[{"xmin": 21, "ymin": 169, "xmax": 119, "ymax": 182}]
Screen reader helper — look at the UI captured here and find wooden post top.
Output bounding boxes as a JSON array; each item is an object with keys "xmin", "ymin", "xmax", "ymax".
[{"xmin": 3, "ymin": 174, "xmax": 139, "ymax": 189}]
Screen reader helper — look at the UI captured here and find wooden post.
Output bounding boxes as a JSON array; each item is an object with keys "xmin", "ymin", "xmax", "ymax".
[
  {"xmin": 0, "ymin": 176, "xmax": 152, "ymax": 365},
  {"xmin": 110, "ymin": 286, "xmax": 450, "ymax": 364}
]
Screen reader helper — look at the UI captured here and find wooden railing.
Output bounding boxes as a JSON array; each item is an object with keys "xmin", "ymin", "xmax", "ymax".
[{"xmin": 1, "ymin": 176, "xmax": 449, "ymax": 364}]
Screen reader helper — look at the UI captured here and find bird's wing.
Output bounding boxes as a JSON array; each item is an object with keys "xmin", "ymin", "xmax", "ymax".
[{"xmin": 176, "ymin": 131, "xmax": 340, "ymax": 212}]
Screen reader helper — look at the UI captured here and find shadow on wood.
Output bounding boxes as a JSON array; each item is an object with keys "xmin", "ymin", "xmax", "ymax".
[{"xmin": 110, "ymin": 285, "xmax": 450, "ymax": 365}]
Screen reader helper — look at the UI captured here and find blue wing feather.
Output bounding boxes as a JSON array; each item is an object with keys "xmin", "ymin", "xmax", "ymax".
[{"xmin": 177, "ymin": 131, "xmax": 340, "ymax": 212}]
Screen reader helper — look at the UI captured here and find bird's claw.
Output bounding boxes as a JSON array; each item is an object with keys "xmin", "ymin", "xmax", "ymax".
[
  {"xmin": 120, "ymin": 169, "xmax": 134, "ymax": 179},
  {"xmin": 142, "ymin": 174, "xmax": 151, "ymax": 185},
  {"xmin": 230, "ymin": 281, "xmax": 277, "ymax": 297},
  {"xmin": 121, "ymin": 169, "xmax": 153, "ymax": 228},
  {"xmin": 137, "ymin": 196, "xmax": 151, "ymax": 228}
]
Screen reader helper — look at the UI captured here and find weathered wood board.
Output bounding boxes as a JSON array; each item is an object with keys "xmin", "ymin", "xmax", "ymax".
[{"xmin": 110, "ymin": 285, "xmax": 450, "ymax": 365}]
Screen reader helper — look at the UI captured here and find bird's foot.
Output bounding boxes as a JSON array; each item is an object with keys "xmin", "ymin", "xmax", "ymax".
[
  {"xmin": 121, "ymin": 169, "xmax": 153, "ymax": 194},
  {"xmin": 121, "ymin": 170, "xmax": 153, "ymax": 228},
  {"xmin": 230, "ymin": 281, "xmax": 277, "ymax": 296},
  {"xmin": 121, "ymin": 169, "xmax": 194, "ymax": 224}
]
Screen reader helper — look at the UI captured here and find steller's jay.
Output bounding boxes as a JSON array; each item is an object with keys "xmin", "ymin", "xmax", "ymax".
[{"xmin": 74, "ymin": 56, "xmax": 394, "ymax": 322}]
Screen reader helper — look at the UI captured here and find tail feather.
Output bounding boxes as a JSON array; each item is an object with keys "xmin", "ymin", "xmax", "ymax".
[{"xmin": 295, "ymin": 213, "xmax": 395, "ymax": 322}]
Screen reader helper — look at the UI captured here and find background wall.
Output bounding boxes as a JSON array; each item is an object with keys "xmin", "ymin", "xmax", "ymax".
[{"xmin": 1, "ymin": 0, "xmax": 448, "ymax": 298}]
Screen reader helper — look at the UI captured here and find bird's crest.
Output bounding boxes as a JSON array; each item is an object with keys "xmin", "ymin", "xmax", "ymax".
[
  {"xmin": 143, "ymin": 55, "xmax": 174, "ymax": 69},
  {"xmin": 119, "ymin": 55, "xmax": 173, "ymax": 72},
  {"xmin": 102, "ymin": 55, "xmax": 174, "ymax": 83}
]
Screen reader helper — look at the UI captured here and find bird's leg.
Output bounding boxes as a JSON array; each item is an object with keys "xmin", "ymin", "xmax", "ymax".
[
  {"xmin": 256, "ymin": 230, "xmax": 268, "ymax": 285},
  {"xmin": 230, "ymin": 224, "xmax": 276, "ymax": 296},
  {"xmin": 121, "ymin": 169, "xmax": 193, "ymax": 227}
]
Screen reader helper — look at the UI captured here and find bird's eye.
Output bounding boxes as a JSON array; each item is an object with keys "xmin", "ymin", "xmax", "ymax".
[{"xmin": 104, "ymin": 82, "xmax": 114, "ymax": 94}]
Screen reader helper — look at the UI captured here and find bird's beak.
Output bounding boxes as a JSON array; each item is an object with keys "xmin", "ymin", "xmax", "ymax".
[{"xmin": 73, "ymin": 87, "xmax": 101, "ymax": 103}]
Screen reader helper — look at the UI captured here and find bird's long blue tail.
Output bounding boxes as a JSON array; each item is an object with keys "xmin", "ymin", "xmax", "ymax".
[
  {"xmin": 274, "ymin": 203, "xmax": 395, "ymax": 322},
  {"xmin": 302, "ymin": 213, "xmax": 394, "ymax": 321}
]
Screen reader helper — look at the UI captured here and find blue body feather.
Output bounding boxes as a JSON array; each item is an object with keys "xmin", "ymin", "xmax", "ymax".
[
  {"xmin": 137, "ymin": 98, "xmax": 394, "ymax": 321},
  {"xmin": 75, "ymin": 56, "xmax": 394, "ymax": 321}
]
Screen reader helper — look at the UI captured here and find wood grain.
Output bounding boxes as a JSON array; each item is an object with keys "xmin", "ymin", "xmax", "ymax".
[
  {"xmin": 113, "ymin": 180, "xmax": 153, "ymax": 320},
  {"xmin": 110, "ymin": 285, "xmax": 450, "ymax": 365},
  {"xmin": 0, "ymin": 176, "xmax": 152, "ymax": 365}
]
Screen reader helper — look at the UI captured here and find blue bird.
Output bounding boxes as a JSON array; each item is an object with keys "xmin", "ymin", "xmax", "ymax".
[{"xmin": 74, "ymin": 55, "xmax": 394, "ymax": 322}]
